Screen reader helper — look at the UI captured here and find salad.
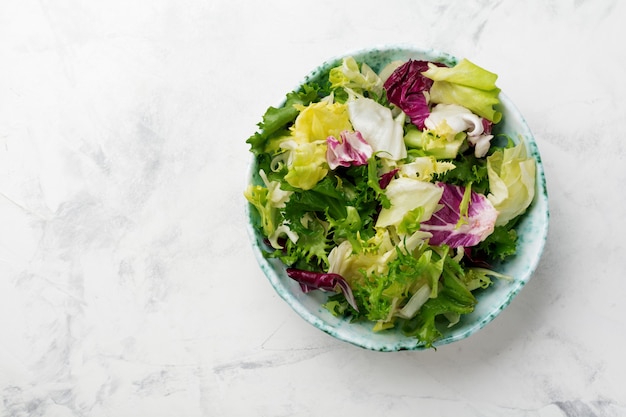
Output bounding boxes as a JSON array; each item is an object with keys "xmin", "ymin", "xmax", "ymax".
[{"xmin": 245, "ymin": 55, "xmax": 536, "ymax": 347}]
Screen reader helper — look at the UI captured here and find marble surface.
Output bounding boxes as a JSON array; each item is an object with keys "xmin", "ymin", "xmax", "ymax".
[{"xmin": 1, "ymin": 0, "xmax": 625, "ymax": 416}]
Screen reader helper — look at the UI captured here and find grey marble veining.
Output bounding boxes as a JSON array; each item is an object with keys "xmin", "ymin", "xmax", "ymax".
[{"xmin": 1, "ymin": 0, "xmax": 625, "ymax": 416}]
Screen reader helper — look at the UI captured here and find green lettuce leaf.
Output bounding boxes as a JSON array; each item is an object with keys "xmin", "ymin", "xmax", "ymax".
[
  {"xmin": 435, "ymin": 151, "xmax": 490, "ymax": 194},
  {"xmin": 401, "ymin": 255, "xmax": 478, "ymax": 348},
  {"xmin": 278, "ymin": 167, "xmax": 383, "ymax": 271},
  {"xmin": 473, "ymin": 224, "xmax": 518, "ymax": 261},
  {"xmin": 404, "ymin": 125, "xmax": 465, "ymax": 160},
  {"xmin": 422, "ymin": 59, "xmax": 502, "ymax": 123},
  {"xmin": 329, "ymin": 56, "xmax": 384, "ymax": 98},
  {"xmin": 244, "ymin": 184, "xmax": 274, "ymax": 236},
  {"xmin": 269, "ymin": 215, "xmax": 329, "ymax": 270},
  {"xmin": 351, "ymin": 245, "xmax": 444, "ymax": 328},
  {"xmin": 246, "ymin": 84, "xmax": 320, "ymax": 156}
]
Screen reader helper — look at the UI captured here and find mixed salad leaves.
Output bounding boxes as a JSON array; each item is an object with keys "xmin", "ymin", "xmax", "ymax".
[{"xmin": 245, "ymin": 55, "xmax": 536, "ymax": 348}]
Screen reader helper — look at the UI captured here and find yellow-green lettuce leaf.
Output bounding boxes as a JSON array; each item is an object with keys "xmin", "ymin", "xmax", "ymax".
[
  {"xmin": 282, "ymin": 101, "xmax": 353, "ymax": 190},
  {"xmin": 487, "ymin": 140, "xmax": 536, "ymax": 226},
  {"xmin": 422, "ymin": 59, "xmax": 502, "ymax": 123}
]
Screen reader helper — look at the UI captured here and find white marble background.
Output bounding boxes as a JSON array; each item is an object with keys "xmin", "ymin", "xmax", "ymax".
[{"xmin": 1, "ymin": 0, "xmax": 625, "ymax": 416}]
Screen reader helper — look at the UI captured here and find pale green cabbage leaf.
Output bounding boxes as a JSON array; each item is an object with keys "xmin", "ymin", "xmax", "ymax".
[
  {"xmin": 422, "ymin": 59, "xmax": 502, "ymax": 123},
  {"xmin": 487, "ymin": 139, "xmax": 536, "ymax": 226},
  {"xmin": 375, "ymin": 177, "xmax": 444, "ymax": 229}
]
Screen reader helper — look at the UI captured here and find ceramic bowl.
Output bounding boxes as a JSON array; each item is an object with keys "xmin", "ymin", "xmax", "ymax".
[{"xmin": 245, "ymin": 46, "xmax": 549, "ymax": 351}]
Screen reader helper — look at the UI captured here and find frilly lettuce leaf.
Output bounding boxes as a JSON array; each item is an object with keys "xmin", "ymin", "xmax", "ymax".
[
  {"xmin": 435, "ymin": 151, "xmax": 490, "ymax": 194},
  {"xmin": 359, "ymin": 246, "xmax": 444, "ymax": 329},
  {"xmin": 244, "ymin": 184, "xmax": 277, "ymax": 238},
  {"xmin": 401, "ymin": 255, "xmax": 477, "ymax": 348},
  {"xmin": 473, "ymin": 224, "xmax": 518, "ymax": 262},
  {"xmin": 422, "ymin": 59, "xmax": 502, "ymax": 123},
  {"xmin": 487, "ymin": 139, "xmax": 536, "ymax": 226},
  {"xmin": 329, "ymin": 56, "xmax": 384, "ymax": 97},
  {"xmin": 245, "ymin": 170, "xmax": 293, "ymax": 241},
  {"xmin": 246, "ymin": 84, "xmax": 320, "ymax": 156},
  {"xmin": 269, "ymin": 213, "xmax": 330, "ymax": 271},
  {"xmin": 327, "ymin": 228, "xmax": 431, "ymax": 285},
  {"xmin": 397, "ymin": 156, "xmax": 456, "ymax": 182},
  {"xmin": 327, "ymin": 229, "xmax": 394, "ymax": 284}
]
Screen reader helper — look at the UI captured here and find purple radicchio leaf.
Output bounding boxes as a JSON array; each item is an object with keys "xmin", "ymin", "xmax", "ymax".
[
  {"xmin": 482, "ymin": 118, "xmax": 493, "ymax": 135},
  {"xmin": 286, "ymin": 268, "xmax": 359, "ymax": 312},
  {"xmin": 379, "ymin": 168, "xmax": 399, "ymax": 190},
  {"xmin": 326, "ymin": 130, "xmax": 373, "ymax": 170},
  {"xmin": 463, "ymin": 247, "xmax": 494, "ymax": 269},
  {"xmin": 383, "ymin": 60, "xmax": 445, "ymax": 130},
  {"xmin": 420, "ymin": 182, "xmax": 498, "ymax": 248}
]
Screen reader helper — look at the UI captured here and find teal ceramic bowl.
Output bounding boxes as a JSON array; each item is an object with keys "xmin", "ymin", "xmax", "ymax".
[{"xmin": 246, "ymin": 46, "xmax": 549, "ymax": 351}]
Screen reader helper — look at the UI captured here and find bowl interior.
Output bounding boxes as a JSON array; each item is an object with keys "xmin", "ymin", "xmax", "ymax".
[{"xmin": 246, "ymin": 46, "xmax": 549, "ymax": 351}]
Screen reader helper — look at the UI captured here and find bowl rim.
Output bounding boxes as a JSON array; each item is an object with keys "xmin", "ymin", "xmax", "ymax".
[{"xmin": 245, "ymin": 45, "xmax": 550, "ymax": 351}]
